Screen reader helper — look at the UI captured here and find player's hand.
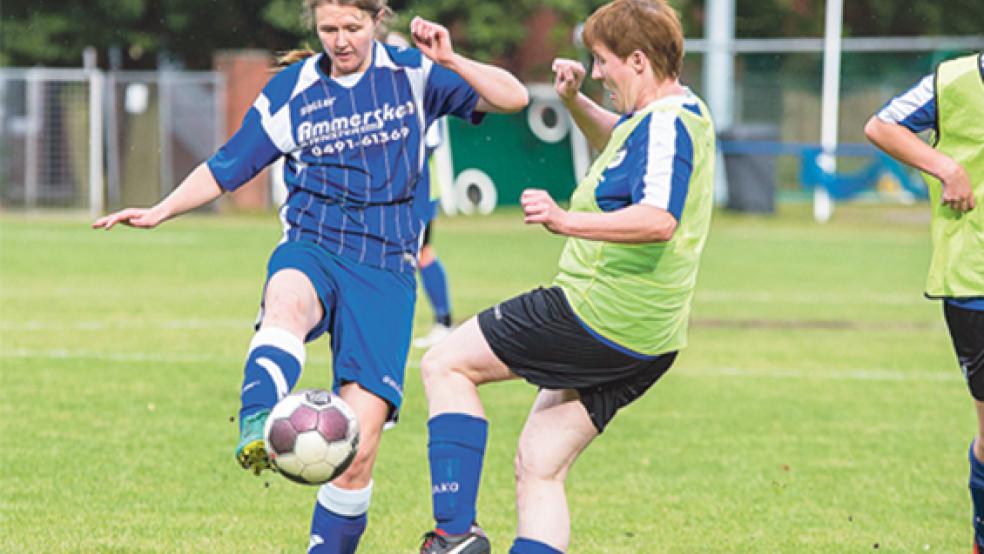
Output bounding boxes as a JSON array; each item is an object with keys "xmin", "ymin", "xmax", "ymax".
[
  {"xmin": 939, "ymin": 160, "xmax": 975, "ymax": 213},
  {"xmin": 410, "ymin": 17, "xmax": 454, "ymax": 66},
  {"xmin": 91, "ymin": 207, "xmax": 166, "ymax": 230},
  {"xmin": 552, "ymin": 59, "xmax": 586, "ymax": 102},
  {"xmin": 521, "ymin": 188, "xmax": 568, "ymax": 235}
]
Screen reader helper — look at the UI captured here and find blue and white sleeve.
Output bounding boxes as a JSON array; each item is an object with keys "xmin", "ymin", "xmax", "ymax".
[
  {"xmin": 423, "ymin": 64, "xmax": 483, "ymax": 126},
  {"xmin": 633, "ymin": 113, "xmax": 693, "ymax": 222},
  {"xmin": 876, "ymin": 74, "xmax": 936, "ymax": 133},
  {"xmin": 206, "ymin": 94, "xmax": 287, "ymax": 192}
]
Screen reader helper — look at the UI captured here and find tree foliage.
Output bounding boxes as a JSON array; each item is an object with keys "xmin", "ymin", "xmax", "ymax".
[{"xmin": 1, "ymin": 0, "xmax": 981, "ymax": 69}]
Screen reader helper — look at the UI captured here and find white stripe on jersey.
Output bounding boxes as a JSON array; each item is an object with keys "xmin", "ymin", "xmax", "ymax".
[
  {"xmin": 278, "ymin": 203, "xmax": 290, "ymax": 244},
  {"xmin": 254, "ymin": 95, "xmax": 297, "ymax": 153},
  {"xmin": 364, "ymin": 70, "xmax": 385, "ymax": 264},
  {"xmin": 291, "ymin": 57, "xmax": 322, "ymax": 102},
  {"xmin": 403, "ymin": 51, "xmax": 432, "ymax": 173},
  {"xmin": 876, "ymin": 74, "xmax": 934, "ymax": 125},
  {"xmin": 374, "ymin": 42, "xmax": 399, "ymax": 70},
  {"xmin": 349, "ymin": 83, "xmax": 372, "ymax": 265},
  {"xmin": 639, "ymin": 109, "xmax": 680, "ymax": 210}
]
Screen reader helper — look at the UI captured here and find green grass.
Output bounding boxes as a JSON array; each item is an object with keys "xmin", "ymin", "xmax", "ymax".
[{"xmin": 0, "ymin": 203, "xmax": 973, "ymax": 552}]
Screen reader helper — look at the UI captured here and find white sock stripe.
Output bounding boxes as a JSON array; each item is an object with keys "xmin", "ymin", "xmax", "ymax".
[
  {"xmin": 317, "ymin": 481, "xmax": 373, "ymax": 517},
  {"xmin": 249, "ymin": 326, "xmax": 306, "ymax": 365},
  {"xmin": 256, "ymin": 357, "xmax": 290, "ymax": 399}
]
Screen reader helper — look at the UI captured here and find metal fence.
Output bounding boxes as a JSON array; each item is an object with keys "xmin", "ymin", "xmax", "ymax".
[{"xmin": 0, "ymin": 68, "xmax": 225, "ymax": 215}]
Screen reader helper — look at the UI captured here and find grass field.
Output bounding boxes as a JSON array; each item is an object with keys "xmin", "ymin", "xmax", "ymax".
[{"xmin": 0, "ymin": 203, "xmax": 975, "ymax": 552}]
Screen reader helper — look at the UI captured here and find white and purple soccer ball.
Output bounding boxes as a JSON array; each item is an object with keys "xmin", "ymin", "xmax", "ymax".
[{"xmin": 263, "ymin": 389, "xmax": 360, "ymax": 485}]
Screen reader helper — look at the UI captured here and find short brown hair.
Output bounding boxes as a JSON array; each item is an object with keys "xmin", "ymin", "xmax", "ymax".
[{"xmin": 582, "ymin": 0, "xmax": 684, "ymax": 81}]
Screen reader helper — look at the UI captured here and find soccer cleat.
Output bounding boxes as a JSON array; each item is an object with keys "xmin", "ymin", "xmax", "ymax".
[
  {"xmin": 419, "ymin": 525, "xmax": 490, "ymax": 554},
  {"xmin": 413, "ymin": 323, "xmax": 453, "ymax": 349},
  {"xmin": 236, "ymin": 409, "xmax": 273, "ymax": 475}
]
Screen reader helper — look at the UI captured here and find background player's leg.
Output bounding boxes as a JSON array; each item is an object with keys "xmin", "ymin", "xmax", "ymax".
[
  {"xmin": 421, "ymin": 317, "xmax": 515, "ymax": 540},
  {"xmin": 237, "ymin": 269, "xmax": 323, "ymax": 471},
  {"xmin": 511, "ymin": 389, "xmax": 598, "ymax": 554},
  {"xmin": 971, "ymin": 401, "xmax": 984, "ymax": 549},
  {"xmin": 415, "ymin": 241, "xmax": 454, "ymax": 349},
  {"xmin": 309, "ymin": 383, "xmax": 390, "ymax": 554},
  {"xmin": 945, "ymin": 303, "xmax": 984, "ymax": 549},
  {"xmin": 420, "ymin": 245, "xmax": 452, "ymax": 326}
]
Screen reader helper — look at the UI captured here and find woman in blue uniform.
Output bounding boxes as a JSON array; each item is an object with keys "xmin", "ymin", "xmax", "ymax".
[{"xmin": 93, "ymin": 1, "xmax": 528, "ymax": 552}]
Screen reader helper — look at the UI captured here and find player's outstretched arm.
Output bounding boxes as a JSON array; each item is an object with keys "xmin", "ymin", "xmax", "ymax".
[
  {"xmin": 864, "ymin": 116, "xmax": 975, "ymax": 212},
  {"xmin": 552, "ymin": 58, "xmax": 619, "ymax": 151},
  {"xmin": 410, "ymin": 17, "xmax": 528, "ymax": 114},
  {"xmin": 92, "ymin": 163, "xmax": 224, "ymax": 230},
  {"xmin": 521, "ymin": 188, "xmax": 676, "ymax": 243}
]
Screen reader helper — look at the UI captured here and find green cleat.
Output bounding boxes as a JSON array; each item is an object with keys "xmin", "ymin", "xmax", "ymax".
[{"xmin": 236, "ymin": 409, "xmax": 273, "ymax": 475}]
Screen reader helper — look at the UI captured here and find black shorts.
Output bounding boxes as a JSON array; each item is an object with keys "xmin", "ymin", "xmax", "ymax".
[
  {"xmin": 478, "ymin": 286, "xmax": 677, "ymax": 432},
  {"xmin": 943, "ymin": 302, "xmax": 984, "ymax": 400}
]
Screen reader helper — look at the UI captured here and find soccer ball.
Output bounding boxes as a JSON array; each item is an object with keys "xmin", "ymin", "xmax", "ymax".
[{"xmin": 263, "ymin": 389, "xmax": 360, "ymax": 485}]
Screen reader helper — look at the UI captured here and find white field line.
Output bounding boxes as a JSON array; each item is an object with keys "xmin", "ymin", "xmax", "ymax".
[
  {"xmin": 697, "ymin": 290, "xmax": 925, "ymax": 306},
  {"xmin": 0, "ymin": 348, "xmax": 959, "ymax": 383},
  {"xmin": 682, "ymin": 366, "xmax": 958, "ymax": 383},
  {"xmin": 0, "ymin": 318, "xmax": 249, "ymax": 331},
  {"xmin": 3, "ymin": 229, "xmax": 200, "ymax": 245}
]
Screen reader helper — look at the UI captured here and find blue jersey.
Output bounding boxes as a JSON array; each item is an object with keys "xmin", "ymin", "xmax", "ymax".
[
  {"xmin": 596, "ymin": 92, "xmax": 699, "ymax": 221},
  {"xmin": 207, "ymin": 42, "xmax": 482, "ymax": 273},
  {"xmin": 876, "ymin": 56, "xmax": 984, "ymax": 133}
]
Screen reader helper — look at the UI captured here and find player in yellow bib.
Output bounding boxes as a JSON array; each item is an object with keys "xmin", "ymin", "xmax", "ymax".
[
  {"xmin": 416, "ymin": 1, "xmax": 715, "ymax": 552},
  {"xmin": 866, "ymin": 52, "xmax": 984, "ymax": 551}
]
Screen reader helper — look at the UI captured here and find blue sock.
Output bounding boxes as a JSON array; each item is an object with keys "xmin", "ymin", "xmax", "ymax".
[
  {"xmin": 308, "ymin": 502, "xmax": 367, "ymax": 554},
  {"xmin": 239, "ymin": 327, "xmax": 304, "ymax": 423},
  {"xmin": 428, "ymin": 413, "xmax": 488, "ymax": 535},
  {"xmin": 420, "ymin": 259, "xmax": 452, "ymax": 327},
  {"xmin": 510, "ymin": 537, "xmax": 563, "ymax": 554},
  {"xmin": 970, "ymin": 443, "xmax": 984, "ymax": 547}
]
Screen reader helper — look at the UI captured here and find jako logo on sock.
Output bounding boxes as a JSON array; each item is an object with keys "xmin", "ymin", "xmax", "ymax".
[{"xmin": 432, "ymin": 481, "xmax": 460, "ymax": 494}]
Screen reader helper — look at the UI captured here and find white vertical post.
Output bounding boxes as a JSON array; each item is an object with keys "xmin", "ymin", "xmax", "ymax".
[
  {"xmin": 433, "ymin": 117, "xmax": 457, "ymax": 216},
  {"xmin": 705, "ymin": 0, "xmax": 735, "ymax": 205},
  {"xmin": 24, "ymin": 68, "xmax": 42, "ymax": 209},
  {"xmin": 705, "ymin": 0, "xmax": 735, "ymax": 130},
  {"xmin": 84, "ymin": 47, "xmax": 105, "ymax": 217},
  {"xmin": 159, "ymin": 69, "xmax": 174, "ymax": 197},
  {"xmin": 816, "ymin": 0, "xmax": 843, "ymax": 223},
  {"xmin": 87, "ymin": 70, "xmax": 105, "ymax": 217},
  {"xmin": 105, "ymin": 72, "xmax": 121, "ymax": 207}
]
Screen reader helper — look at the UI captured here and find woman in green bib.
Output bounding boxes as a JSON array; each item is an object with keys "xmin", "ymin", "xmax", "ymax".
[
  {"xmin": 416, "ymin": 1, "xmax": 715, "ymax": 553},
  {"xmin": 865, "ymin": 52, "xmax": 984, "ymax": 551}
]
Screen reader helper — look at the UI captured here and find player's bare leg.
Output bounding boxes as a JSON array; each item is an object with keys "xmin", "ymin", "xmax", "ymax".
[
  {"xmin": 419, "ymin": 317, "xmax": 516, "ymax": 553},
  {"xmin": 422, "ymin": 317, "xmax": 516, "ymax": 417},
  {"xmin": 237, "ymin": 269, "xmax": 322, "ymax": 473},
  {"xmin": 332, "ymin": 383, "xmax": 390, "ymax": 489},
  {"xmin": 513, "ymin": 389, "xmax": 598, "ymax": 553},
  {"xmin": 971, "ymin": 400, "xmax": 984, "ymax": 553},
  {"xmin": 309, "ymin": 383, "xmax": 390, "ymax": 554}
]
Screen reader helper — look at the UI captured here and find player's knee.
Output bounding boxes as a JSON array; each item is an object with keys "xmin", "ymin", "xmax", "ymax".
[
  {"xmin": 420, "ymin": 347, "xmax": 454, "ymax": 387},
  {"xmin": 514, "ymin": 441, "xmax": 566, "ymax": 484},
  {"xmin": 264, "ymin": 288, "xmax": 313, "ymax": 330}
]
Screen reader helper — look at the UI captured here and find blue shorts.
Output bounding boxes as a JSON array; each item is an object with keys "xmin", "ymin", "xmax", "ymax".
[{"xmin": 261, "ymin": 241, "xmax": 416, "ymax": 418}]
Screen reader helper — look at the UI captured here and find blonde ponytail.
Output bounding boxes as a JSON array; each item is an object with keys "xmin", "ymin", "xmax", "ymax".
[{"xmin": 277, "ymin": 47, "xmax": 318, "ymax": 67}]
